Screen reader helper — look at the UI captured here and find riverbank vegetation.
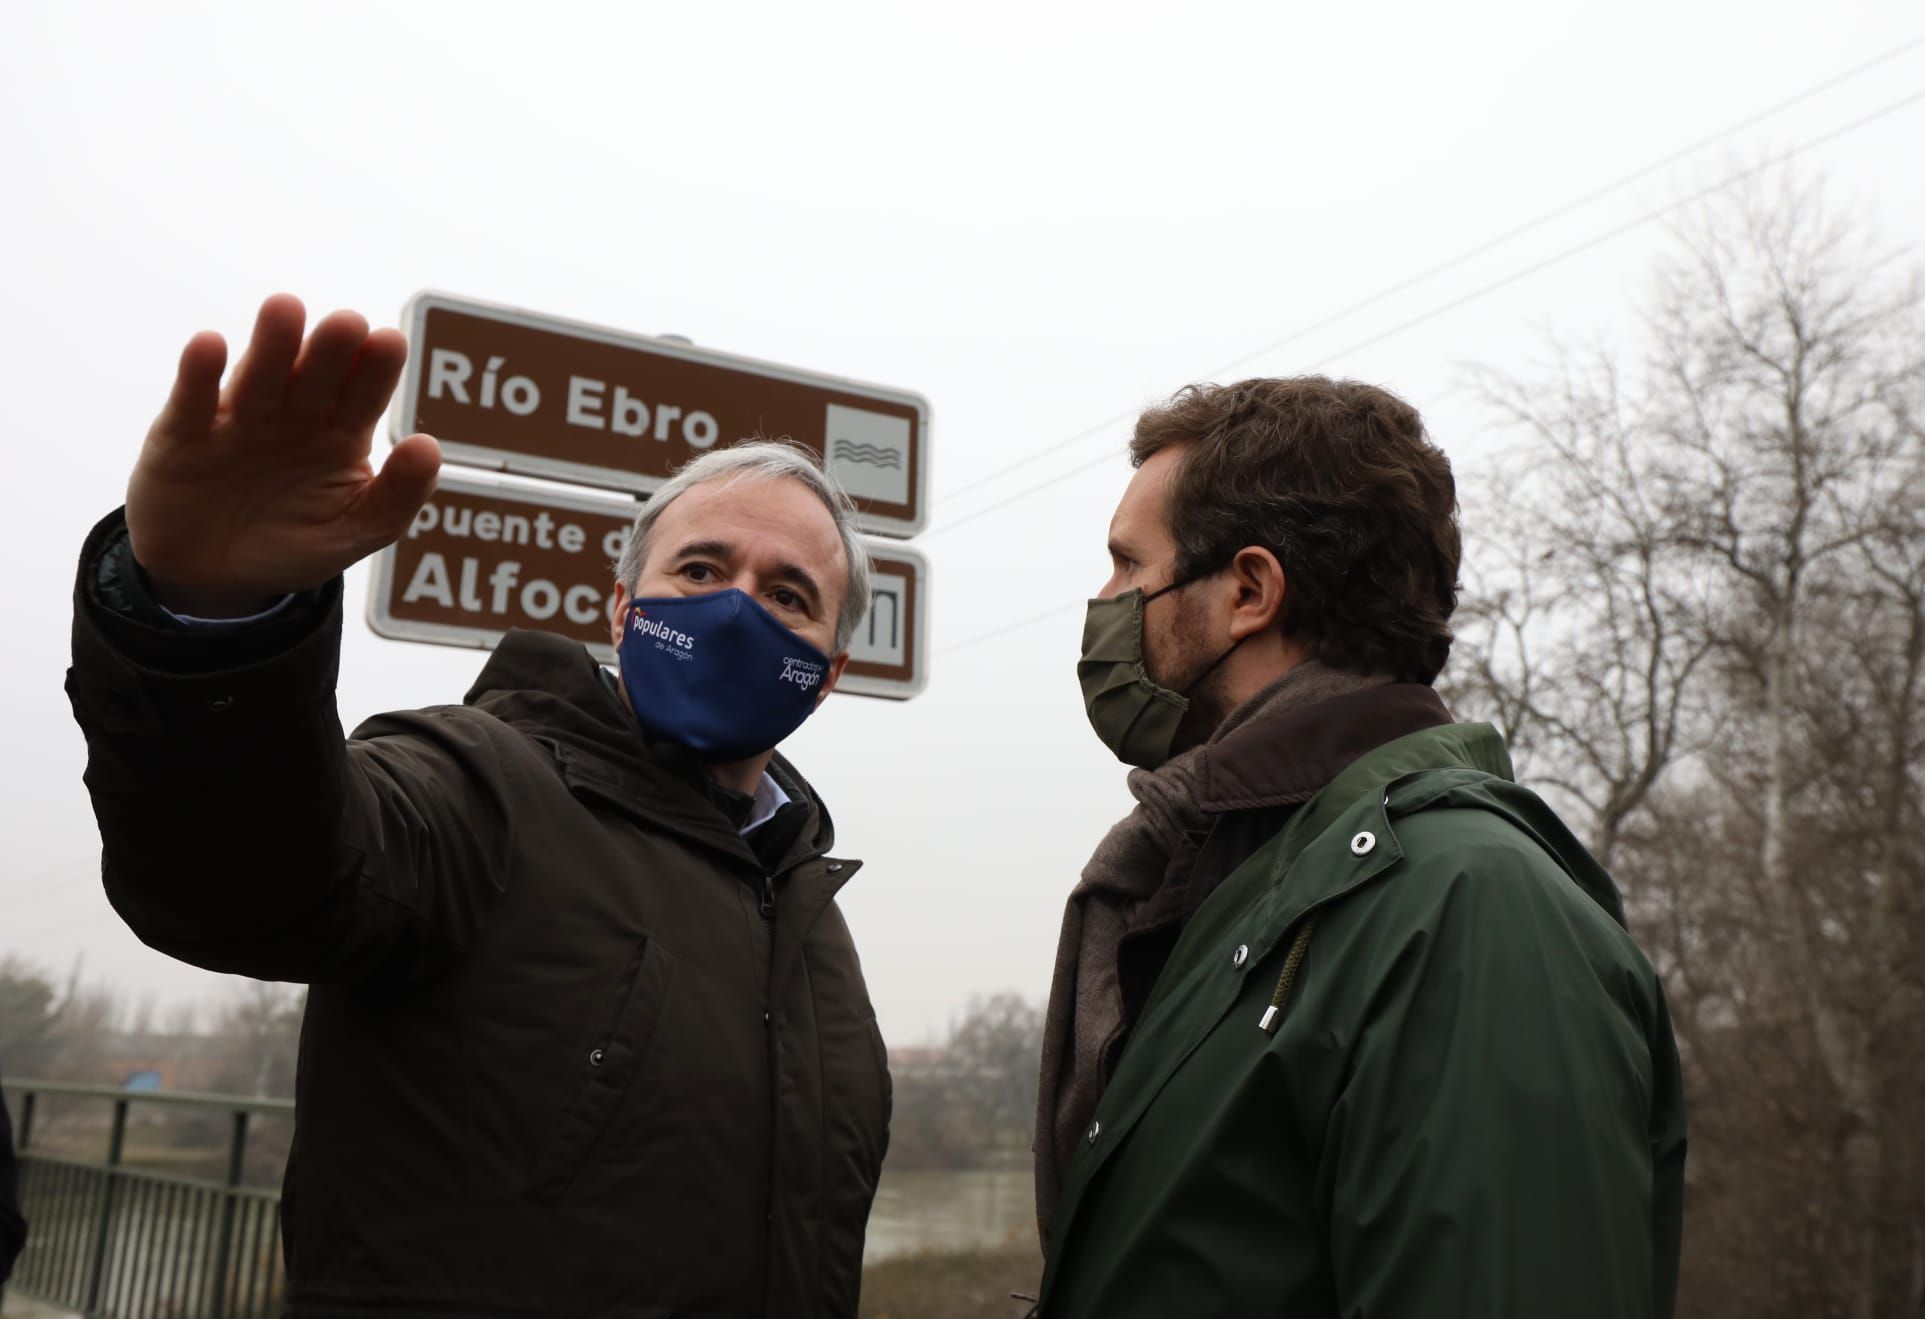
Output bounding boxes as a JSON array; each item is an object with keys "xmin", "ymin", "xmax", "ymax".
[{"xmin": 861, "ymin": 1243, "xmax": 1042, "ymax": 1319}]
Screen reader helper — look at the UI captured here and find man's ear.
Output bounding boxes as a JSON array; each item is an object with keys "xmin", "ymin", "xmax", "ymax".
[
  {"xmin": 608, "ymin": 582, "xmax": 632, "ymax": 653},
  {"xmin": 1226, "ymin": 546, "xmax": 1287, "ymax": 641},
  {"xmin": 816, "ymin": 651, "xmax": 852, "ymax": 707}
]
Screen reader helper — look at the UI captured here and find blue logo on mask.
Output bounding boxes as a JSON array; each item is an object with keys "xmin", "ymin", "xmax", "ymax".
[{"xmin": 618, "ymin": 590, "xmax": 832, "ymax": 762}]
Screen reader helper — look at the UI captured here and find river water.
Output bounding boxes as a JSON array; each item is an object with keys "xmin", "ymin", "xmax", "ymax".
[{"xmin": 862, "ymin": 1167, "xmax": 1038, "ymax": 1263}]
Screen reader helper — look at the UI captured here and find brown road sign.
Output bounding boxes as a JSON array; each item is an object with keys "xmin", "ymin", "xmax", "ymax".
[
  {"xmin": 394, "ymin": 291, "xmax": 931, "ymax": 538},
  {"xmin": 366, "ymin": 471, "xmax": 930, "ymax": 700},
  {"xmin": 845, "ymin": 543, "xmax": 929, "ymax": 699}
]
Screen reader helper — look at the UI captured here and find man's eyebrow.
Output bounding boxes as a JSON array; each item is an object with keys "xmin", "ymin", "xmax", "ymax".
[
  {"xmin": 1107, "ymin": 537, "xmax": 1137, "ymax": 560},
  {"xmin": 667, "ymin": 538, "xmax": 735, "ymax": 563},
  {"xmin": 767, "ymin": 560, "xmax": 825, "ymax": 613}
]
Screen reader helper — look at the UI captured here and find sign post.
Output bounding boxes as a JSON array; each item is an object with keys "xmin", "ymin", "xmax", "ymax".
[
  {"xmin": 368, "ymin": 471, "xmax": 929, "ymax": 699},
  {"xmin": 395, "ymin": 292, "xmax": 931, "ymax": 538}
]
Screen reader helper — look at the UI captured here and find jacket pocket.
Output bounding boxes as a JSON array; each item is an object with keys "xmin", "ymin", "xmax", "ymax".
[{"xmin": 523, "ymin": 936, "xmax": 676, "ymax": 1205}]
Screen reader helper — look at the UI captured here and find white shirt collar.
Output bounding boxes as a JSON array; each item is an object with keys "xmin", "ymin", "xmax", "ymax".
[{"xmin": 741, "ymin": 770, "xmax": 791, "ymax": 836}]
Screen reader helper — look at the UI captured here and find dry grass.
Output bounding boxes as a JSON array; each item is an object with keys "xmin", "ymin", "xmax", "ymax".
[{"xmin": 859, "ymin": 1243, "xmax": 1043, "ymax": 1319}]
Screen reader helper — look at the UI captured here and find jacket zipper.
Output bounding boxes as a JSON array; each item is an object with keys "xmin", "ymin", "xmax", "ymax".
[{"xmin": 755, "ymin": 867, "xmax": 786, "ymax": 1310}]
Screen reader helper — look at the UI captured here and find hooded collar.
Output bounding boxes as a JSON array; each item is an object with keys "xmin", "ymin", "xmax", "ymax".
[
  {"xmin": 461, "ymin": 629, "xmax": 837, "ymax": 878},
  {"xmin": 1196, "ymin": 680, "xmax": 1456, "ymax": 815}
]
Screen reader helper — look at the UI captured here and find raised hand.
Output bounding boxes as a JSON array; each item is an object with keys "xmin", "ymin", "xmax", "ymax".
[{"xmin": 125, "ymin": 294, "xmax": 443, "ymax": 617}]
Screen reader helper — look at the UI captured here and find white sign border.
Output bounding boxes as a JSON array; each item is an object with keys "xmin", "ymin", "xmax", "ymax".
[
  {"xmin": 365, "ymin": 470, "xmax": 932, "ymax": 700},
  {"xmin": 392, "ymin": 290, "xmax": 932, "ymax": 539},
  {"xmin": 365, "ymin": 470, "xmax": 639, "ymax": 664},
  {"xmin": 839, "ymin": 540, "xmax": 931, "ymax": 702}
]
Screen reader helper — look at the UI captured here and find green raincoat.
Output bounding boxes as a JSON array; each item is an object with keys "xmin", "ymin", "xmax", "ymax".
[{"xmin": 1038, "ymin": 721, "xmax": 1686, "ymax": 1318}]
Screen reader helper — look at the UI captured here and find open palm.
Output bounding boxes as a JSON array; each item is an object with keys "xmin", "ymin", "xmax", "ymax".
[{"xmin": 126, "ymin": 294, "xmax": 442, "ymax": 617}]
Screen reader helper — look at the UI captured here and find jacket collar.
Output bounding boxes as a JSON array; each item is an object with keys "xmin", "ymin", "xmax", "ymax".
[
  {"xmin": 1134, "ymin": 716, "xmax": 1519, "ymax": 1033},
  {"xmin": 1196, "ymin": 681, "xmax": 1456, "ymax": 815},
  {"xmin": 461, "ymin": 629, "xmax": 838, "ymax": 877},
  {"xmin": 1264, "ymin": 719, "xmax": 1516, "ymax": 928},
  {"xmin": 1116, "ymin": 682, "xmax": 1459, "ymax": 942}
]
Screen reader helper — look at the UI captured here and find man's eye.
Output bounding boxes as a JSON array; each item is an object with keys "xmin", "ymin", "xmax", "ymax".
[
  {"xmin": 684, "ymin": 564, "xmax": 714, "ymax": 582},
  {"xmin": 772, "ymin": 588, "xmax": 804, "ymax": 611}
]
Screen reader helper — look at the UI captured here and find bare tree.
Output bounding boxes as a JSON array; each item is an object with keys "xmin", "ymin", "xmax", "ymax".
[
  {"xmin": 947, "ymin": 992, "xmax": 1044, "ymax": 1155},
  {"xmin": 1453, "ymin": 165, "xmax": 1925, "ymax": 1319},
  {"xmin": 1455, "ymin": 345, "xmax": 1718, "ymax": 870},
  {"xmin": 207, "ymin": 982, "xmax": 306, "ymax": 1099},
  {"xmin": 1654, "ymin": 169, "xmax": 1923, "ymax": 1319},
  {"xmin": 0, "ymin": 957, "xmax": 60, "ymax": 1078}
]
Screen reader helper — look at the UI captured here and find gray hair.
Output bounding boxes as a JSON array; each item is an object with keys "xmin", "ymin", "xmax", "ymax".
[{"xmin": 613, "ymin": 439, "xmax": 872, "ymax": 652}]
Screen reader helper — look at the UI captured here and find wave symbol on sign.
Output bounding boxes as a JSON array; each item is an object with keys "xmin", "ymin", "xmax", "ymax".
[{"xmin": 833, "ymin": 438, "xmax": 904, "ymax": 469}]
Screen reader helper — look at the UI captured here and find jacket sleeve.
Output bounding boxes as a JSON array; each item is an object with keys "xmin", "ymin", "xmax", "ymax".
[
  {"xmin": 1317, "ymin": 837, "xmax": 1685, "ymax": 1319},
  {"xmin": 64, "ymin": 509, "xmax": 520, "ymax": 985}
]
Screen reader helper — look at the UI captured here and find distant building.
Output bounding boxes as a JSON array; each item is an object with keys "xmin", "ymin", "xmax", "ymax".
[
  {"xmin": 99, "ymin": 1034, "xmax": 226, "ymax": 1094},
  {"xmin": 886, "ymin": 1046, "xmax": 961, "ymax": 1079}
]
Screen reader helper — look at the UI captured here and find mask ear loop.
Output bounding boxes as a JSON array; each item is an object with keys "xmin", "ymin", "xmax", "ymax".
[
  {"xmin": 1139, "ymin": 568, "xmax": 1248, "ymax": 699},
  {"xmin": 1178, "ymin": 627, "xmax": 1245, "ymax": 698},
  {"xmin": 1141, "ymin": 576, "xmax": 1192, "ymax": 604}
]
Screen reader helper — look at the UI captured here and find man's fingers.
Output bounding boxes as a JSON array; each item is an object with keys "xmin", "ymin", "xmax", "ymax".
[
  {"xmin": 225, "ymin": 294, "xmax": 307, "ymax": 423},
  {"xmin": 354, "ymin": 433, "xmax": 443, "ymax": 548},
  {"xmin": 153, "ymin": 331, "xmax": 228, "ymax": 442},
  {"xmin": 286, "ymin": 310, "xmax": 371, "ymax": 419},
  {"xmin": 332, "ymin": 327, "xmax": 410, "ymax": 434}
]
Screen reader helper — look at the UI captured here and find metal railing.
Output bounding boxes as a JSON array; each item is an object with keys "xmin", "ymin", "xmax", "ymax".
[{"xmin": 2, "ymin": 1080, "xmax": 292, "ymax": 1319}]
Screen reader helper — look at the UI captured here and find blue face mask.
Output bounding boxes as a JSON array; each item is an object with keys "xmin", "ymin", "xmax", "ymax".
[{"xmin": 617, "ymin": 590, "xmax": 833, "ymax": 763}]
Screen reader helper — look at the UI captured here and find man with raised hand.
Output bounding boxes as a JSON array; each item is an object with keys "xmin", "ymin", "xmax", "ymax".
[
  {"xmin": 65, "ymin": 295, "xmax": 891, "ymax": 1318},
  {"xmin": 1033, "ymin": 377, "xmax": 1686, "ymax": 1318}
]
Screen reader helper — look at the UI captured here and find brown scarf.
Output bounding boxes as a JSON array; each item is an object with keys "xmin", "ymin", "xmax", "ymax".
[{"xmin": 1033, "ymin": 660, "xmax": 1394, "ymax": 1233}]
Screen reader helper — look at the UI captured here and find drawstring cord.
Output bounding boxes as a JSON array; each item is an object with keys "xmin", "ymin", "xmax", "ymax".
[{"xmin": 1259, "ymin": 919, "xmax": 1316, "ymax": 1034}]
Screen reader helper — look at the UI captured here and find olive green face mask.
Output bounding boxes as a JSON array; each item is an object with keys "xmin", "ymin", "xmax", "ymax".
[{"xmin": 1077, "ymin": 582, "xmax": 1196, "ymax": 770}]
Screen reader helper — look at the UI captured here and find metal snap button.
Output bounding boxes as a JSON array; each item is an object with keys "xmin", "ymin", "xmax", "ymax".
[
  {"xmin": 1350, "ymin": 831, "xmax": 1376, "ymax": 857},
  {"xmin": 208, "ymin": 696, "xmax": 234, "ymax": 713},
  {"xmin": 589, "ymin": 1048, "xmax": 605, "ymax": 1066},
  {"xmin": 1086, "ymin": 1120, "xmax": 1101, "ymax": 1145},
  {"xmin": 826, "ymin": 862, "xmax": 843, "ymax": 874},
  {"xmin": 1232, "ymin": 944, "xmax": 1249, "ymax": 968}
]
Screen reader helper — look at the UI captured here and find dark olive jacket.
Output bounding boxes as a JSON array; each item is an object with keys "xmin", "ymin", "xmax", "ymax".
[
  {"xmin": 1040, "ymin": 710, "xmax": 1687, "ymax": 1319},
  {"xmin": 65, "ymin": 511, "xmax": 891, "ymax": 1318}
]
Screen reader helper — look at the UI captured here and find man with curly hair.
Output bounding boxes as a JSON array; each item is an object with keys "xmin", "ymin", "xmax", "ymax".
[{"xmin": 1033, "ymin": 377, "xmax": 1687, "ymax": 1319}]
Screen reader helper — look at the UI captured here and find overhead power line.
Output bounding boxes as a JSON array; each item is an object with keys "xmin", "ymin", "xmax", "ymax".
[
  {"xmin": 3, "ymin": 859, "xmax": 98, "ymax": 910},
  {"xmin": 930, "ymin": 33, "xmax": 1925, "ymax": 512},
  {"xmin": 941, "ymin": 601, "xmax": 1095, "ymax": 657},
  {"xmin": 932, "ymin": 81, "xmax": 1925, "ymax": 654},
  {"xmin": 927, "ymin": 82, "xmax": 1925, "ymax": 544},
  {"xmin": 9, "ymin": 908, "xmax": 123, "ymax": 946}
]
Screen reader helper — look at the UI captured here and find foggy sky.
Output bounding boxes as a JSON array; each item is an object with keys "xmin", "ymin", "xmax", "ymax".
[{"xmin": 5, "ymin": 1, "xmax": 1923, "ymax": 1046}]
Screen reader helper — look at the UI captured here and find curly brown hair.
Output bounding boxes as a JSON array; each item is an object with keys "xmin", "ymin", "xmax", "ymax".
[{"xmin": 1131, "ymin": 376, "xmax": 1460, "ymax": 684}]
